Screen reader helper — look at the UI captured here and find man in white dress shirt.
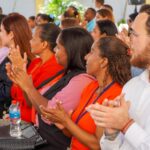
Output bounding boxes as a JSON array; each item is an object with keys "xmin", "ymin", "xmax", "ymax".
[{"xmin": 87, "ymin": 10, "xmax": 150, "ymax": 150}]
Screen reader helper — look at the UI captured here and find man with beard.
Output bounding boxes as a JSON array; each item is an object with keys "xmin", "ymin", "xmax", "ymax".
[{"xmin": 87, "ymin": 10, "xmax": 150, "ymax": 150}]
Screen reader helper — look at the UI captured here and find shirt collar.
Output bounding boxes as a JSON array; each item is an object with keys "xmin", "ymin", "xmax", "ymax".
[{"xmin": 140, "ymin": 69, "xmax": 150, "ymax": 85}]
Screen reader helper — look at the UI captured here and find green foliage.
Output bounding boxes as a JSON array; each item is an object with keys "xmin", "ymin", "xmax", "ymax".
[
  {"xmin": 117, "ymin": 18, "xmax": 126, "ymax": 26},
  {"xmin": 42, "ymin": 0, "xmax": 85, "ymax": 20}
]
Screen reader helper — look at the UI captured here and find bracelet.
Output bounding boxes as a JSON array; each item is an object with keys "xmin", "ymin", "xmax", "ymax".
[
  {"xmin": 104, "ymin": 130, "xmax": 119, "ymax": 141},
  {"xmin": 121, "ymin": 119, "xmax": 134, "ymax": 134}
]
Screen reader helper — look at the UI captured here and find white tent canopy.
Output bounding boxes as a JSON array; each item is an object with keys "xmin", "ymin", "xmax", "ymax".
[{"xmin": 0, "ymin": 0, "xmax": 144, "ymax": 21}]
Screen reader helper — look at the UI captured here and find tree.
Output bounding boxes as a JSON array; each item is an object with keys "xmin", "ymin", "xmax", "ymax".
[{"xmin": 42, "ymin": 0, "xmax": 84, "ymax": 20}]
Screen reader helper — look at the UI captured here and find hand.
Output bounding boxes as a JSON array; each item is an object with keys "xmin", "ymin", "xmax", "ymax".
[
  {"xmin": 9, "ymin": 66, "xmax": 34, "ymax": 92},
  {"xmin": 6, "ymin": 63, "xmax": 18, "ymax": 84},
  {"xmin": 8, "ymin": 45, "xmax": 27, "ymax": 71},
  {"xmin": 40, "ymin": 102, "xmax": 72, "ymax": 128},
  {"xmin": 102, "ymin": 98, "xmax": 120, "ymax": 134},
  {"xmin": 116, "ymin": 29, "xmax": 130, "ymax": 48},
  {"xmin": 87, "ymin": 94, "xmax": 131, "ymax": 130}
]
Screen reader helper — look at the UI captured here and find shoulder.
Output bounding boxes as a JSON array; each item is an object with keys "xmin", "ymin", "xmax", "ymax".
[
  {"xmin": 30, "ymin": 57, "xmax": 41, "ymax": 64},
  {"xmin": 71, "ymin": 73, "xmax": 95, "ymax": 81},
  {"xmin": 123, "ymin": 71, "xmax": 145, "ymax": 93}
]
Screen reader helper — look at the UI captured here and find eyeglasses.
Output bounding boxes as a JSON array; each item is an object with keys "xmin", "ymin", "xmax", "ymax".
[{"xmin": 129, "ymin": 28, "xmax": 150, "ymax": 38}]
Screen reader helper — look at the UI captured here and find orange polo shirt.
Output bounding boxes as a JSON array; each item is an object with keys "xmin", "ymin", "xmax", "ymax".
[
  {"xmin": 11, "ymin": 55, "xmax": 63, "ymax": 123},
  {"xmin": 71, "ymin": 80, "xmax": 122, "ymax": 150}
]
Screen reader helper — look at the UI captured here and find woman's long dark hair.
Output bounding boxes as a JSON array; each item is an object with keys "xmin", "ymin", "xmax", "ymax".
[
  {"xmin": 98, "ymin": 36, "xmax": 131, "ymax": 86},
  {"xmin": 37, "ymin": 23, "xmax": 61, "ymax": 52},
  {"xmin": 42, "ymin": 27, "xmax": 94, "ymax": 98},
  {"xmin": 58, "ymin": 27, "xmax": 94, "ymax": 70},
  {"xmin": 96, "ymin": 20, "xmax": 118, "ymax": 36}
]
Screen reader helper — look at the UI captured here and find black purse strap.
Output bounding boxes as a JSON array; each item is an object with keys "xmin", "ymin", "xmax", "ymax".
[{"xmin": 36, "ymin": 69, "xmax": 65, "ymax": 90}]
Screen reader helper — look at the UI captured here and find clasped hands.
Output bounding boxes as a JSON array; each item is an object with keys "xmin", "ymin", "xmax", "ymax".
[
  {"xmin": 6, "ymin": 45, "xmax": 33, "ymax": 91},
  {"xmin": 86, "ymin": 94, "xmax": 131, "ymax": 135},
  {"xmin": 40, "ymin": 101, "xmax": 72, "ymax": 130}
]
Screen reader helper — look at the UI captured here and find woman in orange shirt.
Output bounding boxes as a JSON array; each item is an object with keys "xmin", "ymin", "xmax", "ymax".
[
  {"xmin": 40, "ymin": 36, "xmax": 131, "ymax": 150},
  {"xmin": 10, "ymin": 23, "xmax": 63, "ymax": 122}
]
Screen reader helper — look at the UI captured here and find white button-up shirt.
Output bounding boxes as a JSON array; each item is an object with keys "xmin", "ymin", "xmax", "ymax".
[{"xmin": 100, "ymin": 70, "xmax": 150, "ymax": 150}]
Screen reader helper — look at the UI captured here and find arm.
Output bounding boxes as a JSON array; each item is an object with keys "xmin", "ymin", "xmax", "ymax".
[
  {"xmin": 47, "ymin": 74, "xmax": 93, "ymax": 115},
  {"xmin": 40, "ymin": 103, "xmax": 100, "ymax": 150},
  {"xmin": 8, "ymin": 66, "xmax": 48, "ymax": 114},
  {"xmin": 23, "ymin": 92, "xmax": 32, "ymax": 107},
  {"xmin": 21, "ymin": 80, "xmax": 48, "ymax": 113},
  {"xmin": 87, "ymin": 96, "xmax": 150, "ymax": 150},
  {"xmin": 64, "ymin": 115, "xmax": 100, "ymax": 150}
]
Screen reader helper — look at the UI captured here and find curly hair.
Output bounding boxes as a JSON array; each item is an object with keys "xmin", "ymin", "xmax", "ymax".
[{"xmin": 98, "ymin": 36, "xmax": 131, "ymax": 86}]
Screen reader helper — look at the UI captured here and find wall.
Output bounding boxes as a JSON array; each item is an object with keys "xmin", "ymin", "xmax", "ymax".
[{"xmin": 0, "ymin": 0, "xmax": 36, "ymax": 18}]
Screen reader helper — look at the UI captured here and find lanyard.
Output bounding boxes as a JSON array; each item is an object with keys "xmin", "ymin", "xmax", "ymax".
[{"xmin": 75, "ymin": 81, "xmax": 115, "ymax": 124}]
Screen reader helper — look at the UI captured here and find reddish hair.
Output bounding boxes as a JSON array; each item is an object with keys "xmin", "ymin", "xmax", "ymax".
[{"xmin": 2, "ymin": 13, "xmax": 34, "ymax": 60}]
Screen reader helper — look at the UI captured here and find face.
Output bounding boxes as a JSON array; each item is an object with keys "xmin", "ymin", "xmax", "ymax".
[
  {"xmin": 36, "ymin": 16, "xmax": 48, "ymax": 25},
  {"xmin": 85, "ymin": 41, "xmax": 102, "ymax": 76},
  {"xmin": 28, "ymin": 19, "xmax": 35, "ymax": 29},
  {"xmin": 130, "ymin": 13, "xmax": 150, "ymax": 68},
  {"xmin": 66, "ymin": 7, "xmax": 75, "ymax": 16},
  {"xmin": 95, "ymin": 0, "xmax": 102, "ymax": 8},
  {"xmin": 0, "ymin": 24, "xmax": 13, "ymax": 47},
  {"xmin": 54, "ymin": 37, "xmax": 68, "ymax": 68},
  {"xmin": 91, "ymin": 25, "xmax": 103, "ymax": 41},
  {"xmin": 30, "ymin": 27, "xmax": 44, "ymax": 54},
  {"xmin": 84, "ymin": 9, "xmax": 93, "ymax": 22}
]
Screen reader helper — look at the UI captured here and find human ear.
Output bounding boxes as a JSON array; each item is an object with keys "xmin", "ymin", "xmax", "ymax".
[
  {"xmin": 9, "ymin": 31, "xmax": 14, "ymax": 41},
  {"xmin": 42, "ymin": 41, "xmax": 48, "ymax": 49},
  {"xmin": 100, "ymin": 57, "xmax": 108, "ymax": 68}
]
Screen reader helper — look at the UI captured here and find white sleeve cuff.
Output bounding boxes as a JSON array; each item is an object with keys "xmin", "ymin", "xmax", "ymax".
[
  {"xmin": 100, "ymin": 133, "xmax": 123, "ymax": 150},
  {"xmin": 125, "ymin": 122, "xmax": 148, "ymax": 149}
]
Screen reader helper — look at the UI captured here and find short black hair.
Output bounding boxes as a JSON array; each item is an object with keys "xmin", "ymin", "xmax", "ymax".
[
  {"xmin": 37, "ymin": 23, "xmax": 61, "ymax": 52},
  {"xmin": 88, "ymin": 8, "xmax": 96, "ymax": 16},
  {"xmin": 129, "ymin": 12, "xmax": 138, "ymax": 22},
  {"xmin": 29, "ymin": 16, "xmax": 35, "ymax": 21},
  {"xmin": 58, "ymin": 27, "xmax": 94, "ymax": 70},
  {"xmin": 39, "ymin": 14, "xmax": 54, "ymax": 23},
  {"xmin": 96, "ymin": 20, "xmax": 118, "ymax": 36}
]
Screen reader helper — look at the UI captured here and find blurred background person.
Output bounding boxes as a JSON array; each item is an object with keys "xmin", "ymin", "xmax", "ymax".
[
  {"xmin": 94, "ymin": 0, "xmax": 105, "ymax": 10},
  {"xmin": 91, "ymin": 20, "xmax": 118, "ymax": 41},
  {"xmin": 28, "ymin": 15, "xmax": 36, "ymax": 33},
  {"xmin": 60, "ymin": 18, "xmax": 79, "ymax": 29},
  {"xmin": 36, "ymin": 13, "xmax": 54, "ymax": 25},
  {"xmin": 82, "ymin": 7, "xmax": 96, "ymax": 32},
  {"xmin": 96, "ymin": 9, "xmax": 114, "ymax": 22}
]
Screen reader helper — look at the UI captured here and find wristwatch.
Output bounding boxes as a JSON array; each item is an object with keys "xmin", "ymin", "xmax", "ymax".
[{"xmin": 104, "ymin": 130, "xmax": 120, "ymax": 141}]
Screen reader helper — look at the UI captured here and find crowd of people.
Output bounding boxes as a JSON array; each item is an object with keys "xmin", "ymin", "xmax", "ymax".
[{"xmin": 0, "ymin": 0, "xmax": 150, "ymax": 149}]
